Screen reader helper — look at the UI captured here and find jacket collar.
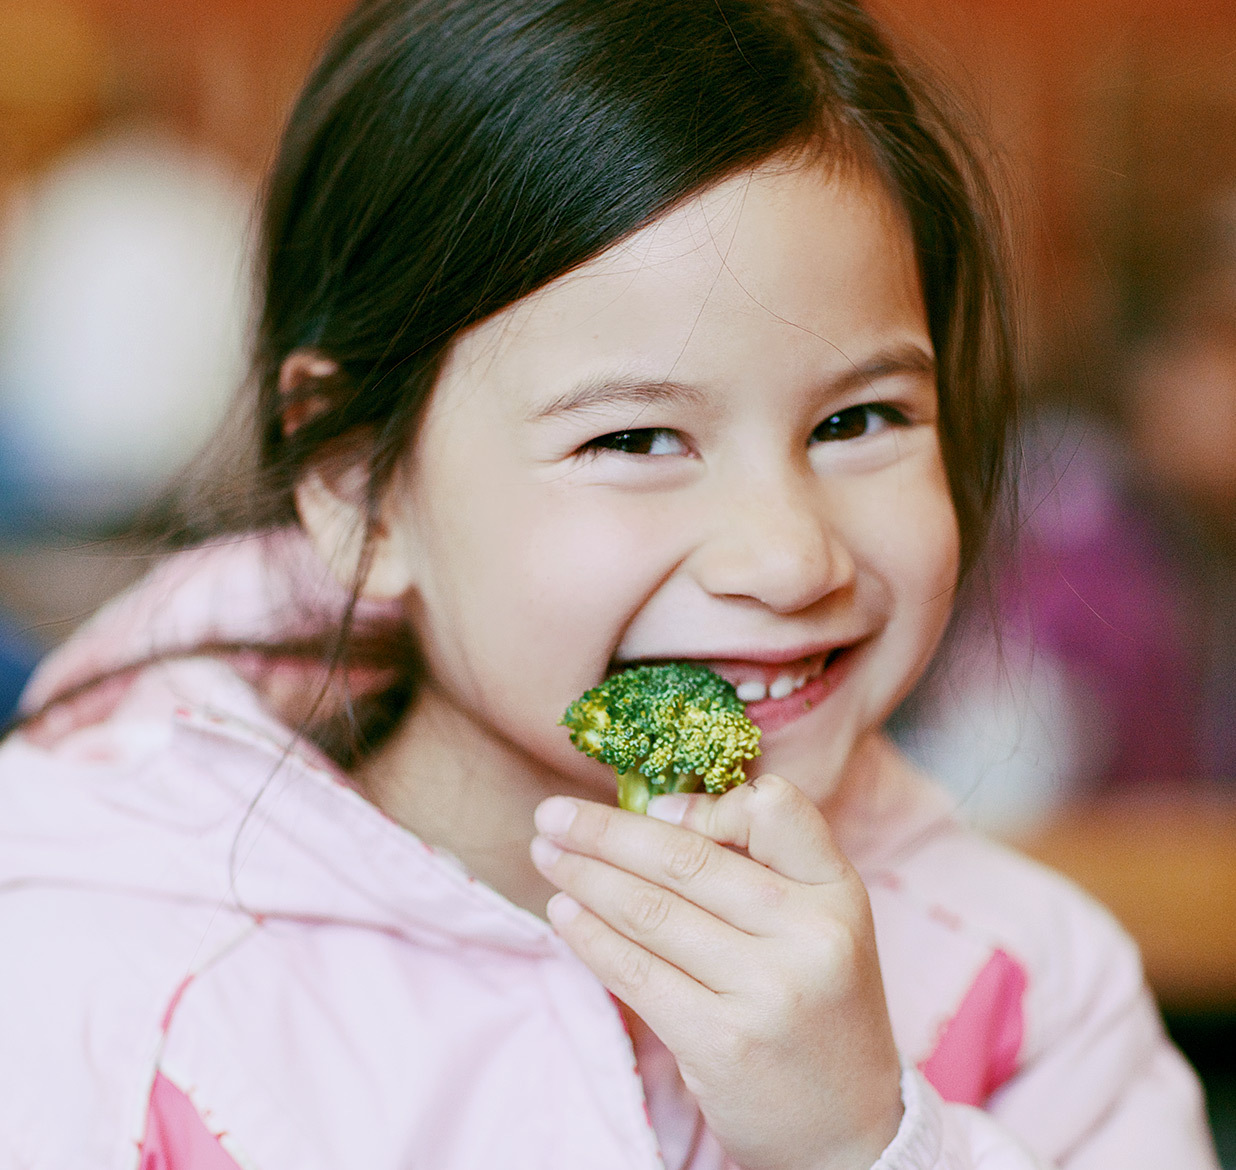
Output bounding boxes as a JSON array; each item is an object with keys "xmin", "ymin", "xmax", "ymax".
[{"xmin": 15, "ymin": 532, "xmax": 562, "ymax": 957}]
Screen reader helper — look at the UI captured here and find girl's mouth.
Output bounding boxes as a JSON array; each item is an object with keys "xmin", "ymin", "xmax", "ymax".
[
  {"xmin": 706, "ymin": 648, "xmax": 854, "ymax": 733},
  {"xmin": 613, "ymin": 645, "xmax": 857, "ymax": 734},
  {"xmin": 723, "ymin": 652, "xmax": 832, "ymax": 704}
]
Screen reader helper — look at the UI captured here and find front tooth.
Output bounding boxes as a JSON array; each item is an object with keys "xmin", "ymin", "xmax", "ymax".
[
  {"xmin": 736, "ymin": 680, "xmax": 768, "ymax": 703},
  {"xmin": 768, "ymin": 673, "xmax": 796, "ymax": 701}
]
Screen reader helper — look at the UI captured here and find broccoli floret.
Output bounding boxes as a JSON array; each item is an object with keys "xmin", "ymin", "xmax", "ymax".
[{"xmin": 560, "ymin": 662, "xmax": 762, "ymax": 814}]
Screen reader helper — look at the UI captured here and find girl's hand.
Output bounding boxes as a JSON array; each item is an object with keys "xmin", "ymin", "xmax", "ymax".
[{"xmin": 530, "ymin": 774, "xmax": 903, "ymax": 1170}]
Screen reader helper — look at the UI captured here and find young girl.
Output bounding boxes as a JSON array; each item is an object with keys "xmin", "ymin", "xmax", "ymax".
[{"xmin": 0, "ymin": 1, "xmax": 1220, "ymax": 1167}]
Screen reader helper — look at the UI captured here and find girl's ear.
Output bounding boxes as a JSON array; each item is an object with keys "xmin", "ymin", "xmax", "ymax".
[{"xmin": 282, "ymin": 351, "xmax": 420, "ymax": 602}]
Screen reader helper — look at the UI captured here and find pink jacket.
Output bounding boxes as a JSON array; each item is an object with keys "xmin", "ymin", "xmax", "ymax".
[{"xmin": 0, "ymin": 536, "xmax": 1218, "ymax": 1169}]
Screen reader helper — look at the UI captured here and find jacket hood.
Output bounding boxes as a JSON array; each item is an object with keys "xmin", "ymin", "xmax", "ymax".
[
  {"xmin": 7, "ymin": 532, "xmax": 558, "ymax": 957},
  {"xmin": 21, "ymin": 530, "xmax": 393, "ymax": 713}
]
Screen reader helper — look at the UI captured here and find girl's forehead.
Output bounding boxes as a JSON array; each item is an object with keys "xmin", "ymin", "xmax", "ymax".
[
  {"xmin": 436, "ymin": 157, "xmax": 926, "ymax": 408},
  {"xmin": 535, "ymin": 158, "xmax": 908, "ymax": 307}
]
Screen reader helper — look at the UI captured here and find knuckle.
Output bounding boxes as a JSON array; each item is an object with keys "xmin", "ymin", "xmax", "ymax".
[
  {"xmin": 580, "ymin": 801, "xmax": 634, "ymax": 860},
  {"xmin": 625, "ymin": 885, "xmax": 673, "ymax": 934},
  {"xmin": 612, "ymin": 944, "xmax": 653, "ymax": 993},
  {"xmin": 660, "ymin": 832, "xmax": 712, "ymax": 884},
  {"xmin": 750, "ymin": 771, "xmax": 792, "ymax": 797},
  {"xmin": 587, "ymin": 803, "xmax": 620, "ymax": 850},
  {"xmin": 770, "ymin": 974, "xmax": 811, "ymax": 1021},
  {"xmin": 750, "ymin": 877, "xmax": 789, "ymax": 913},
  {"xmin": 744, "ymin": 772, "xmax": 796, "ymax": 814},
  {"xmin": 810, "ymin": 916, "xmax": 865, "ymax": 981},
  {"xmin": 748, "ymin": 964, "xmax": 821, "ymax": 1037},
  {"xmin": 715, "ymin": 1012, "xmax": 765, "ymax": 1067}
]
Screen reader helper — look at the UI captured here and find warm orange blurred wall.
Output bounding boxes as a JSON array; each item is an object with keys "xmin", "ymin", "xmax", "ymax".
[
  {"xmin": 875, "ymin": 0, "xmax": 1236, "ymax": 384},
  {"xmin": 3, "ymin": 0, "xmax": 1236, "ymax": 389},
  {"xmin": 68, "ymin": 0, "xmax": 350, "ymax": 174}
]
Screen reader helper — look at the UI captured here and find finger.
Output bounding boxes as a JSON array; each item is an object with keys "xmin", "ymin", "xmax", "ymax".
[
  {"xmin": 535, "ymin": 796, "xmax": 792, "ymax": 936},
  {"xmin": 532, "ymin": 835, "xmax": 751, "ymax": 992},
  {"xmin": 545, "ymin": 891, "xmax": 714, "ymax": 1030},
  {"xmin": 655, "ymin": 774, "xmax": 850, "ymax": 885}
]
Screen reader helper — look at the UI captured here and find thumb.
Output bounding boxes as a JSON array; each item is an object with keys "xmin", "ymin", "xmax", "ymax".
[{"xmin": 650, "ymin": 773, "xmax": 850, "ymax": 885}]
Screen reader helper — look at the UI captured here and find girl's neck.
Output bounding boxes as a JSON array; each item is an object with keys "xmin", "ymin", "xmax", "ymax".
[{"xmin": 352, "ymin": 683, "xmax": 572, "ymax": 917}]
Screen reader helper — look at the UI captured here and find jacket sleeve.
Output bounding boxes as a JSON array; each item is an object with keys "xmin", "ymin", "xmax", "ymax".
[
  {"xmin": 981, "ymin": 978, "xmax": 1218, "ymax": 1167},
  {"xmin": 874, "ymin": 919, "xmax": 1219, "ymax": 1170},
  {"xmin": 874, "ymin": 1044, "xmax": 1217, "ymax": 1170},
  {"xmin": 874, "ymin": 1068, "xmax": 1042, "ymax": 1170}
]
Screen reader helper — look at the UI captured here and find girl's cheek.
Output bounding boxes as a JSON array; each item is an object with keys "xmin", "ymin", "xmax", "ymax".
[
  {"xmin": 521, "ymin": 496, "xmax": 682, "ymax": 602},
  {"xmin": 902, "ymin": 486, "xmax": 959, "ymax": 586},
  {"xmin": 863, "ymin": 450, "xmax": 958, "ymax": 577}
]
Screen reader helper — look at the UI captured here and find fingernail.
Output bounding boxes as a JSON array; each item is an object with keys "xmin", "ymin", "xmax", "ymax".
[
  {"xmin": 535, "ymin": 796, "xmax": 577, "ymax": 837},
  {"xmin": 530, "ymin": 835, "xmax": 563, "ymax": 870},
  {"xmin": 647, "ymin": 794, "xmax": 687, "ymax": 824},
  {"xmin": 547, "ymin": 892, "xmax": 582, "ymax": 927}
]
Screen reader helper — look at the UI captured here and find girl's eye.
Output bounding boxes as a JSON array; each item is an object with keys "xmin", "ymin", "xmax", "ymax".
[
  {"xmin": 583, "ymin": 428, "xmax": 686, "ymax": 456},
  {"xmin": 810, "ymin": 403, "xmax": 907, "ymax": 443}
]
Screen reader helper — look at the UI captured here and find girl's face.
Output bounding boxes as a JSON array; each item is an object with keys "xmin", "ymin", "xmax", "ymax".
[{"xmin": 380, "ymin": 159, "xmax": 959, "ymax": 810}]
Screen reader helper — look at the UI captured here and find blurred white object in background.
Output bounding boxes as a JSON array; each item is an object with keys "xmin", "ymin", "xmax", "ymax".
[
  {"xmin": 897, "ymin": 635, "xmax": 1113, "ymax": 835},
  {"xmin": 0, "ymin": 127, "xmax": 252, "ymax": 525}
]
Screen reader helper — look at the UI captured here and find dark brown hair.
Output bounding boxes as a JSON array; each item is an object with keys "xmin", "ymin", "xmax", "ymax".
[{"xmin": 35, "ymin": 0, "xmax": 1021, "ymax": 762}]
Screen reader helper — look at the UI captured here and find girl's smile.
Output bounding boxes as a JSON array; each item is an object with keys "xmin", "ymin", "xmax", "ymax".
[
  {"xmin": 612, "ymin": 643, "xmax": 862, "ymax": 734},
  {"xmin": 321, "ymin": 154, "xmax": 960, "ymax": 889}
]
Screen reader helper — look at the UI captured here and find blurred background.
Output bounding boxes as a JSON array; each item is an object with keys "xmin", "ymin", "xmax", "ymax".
[{"xmin": 0, "ymin": 0, "xmax": 1233, "ymax": 1159}]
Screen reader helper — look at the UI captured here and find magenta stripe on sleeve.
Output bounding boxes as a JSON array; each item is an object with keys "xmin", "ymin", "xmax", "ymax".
[
  {"xmin": 139, "ymin": 1072, "xmax": 243, "ymax": 1170},
  {"xmin": 920, "ymin": 948, "xmax": 1027, "ymax": 1106}
]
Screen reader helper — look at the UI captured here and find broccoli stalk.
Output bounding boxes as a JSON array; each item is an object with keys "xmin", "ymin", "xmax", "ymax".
[{"xmin": 560, "ymin": 662, "xmax": 762, "ymax": 814}]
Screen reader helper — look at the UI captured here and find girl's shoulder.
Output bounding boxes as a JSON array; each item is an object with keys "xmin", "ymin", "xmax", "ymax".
[
  {"xmin": 857, "ymin": 747, "xmax": 1149, "ymax": 1105},
  {"xmin": 869, "ymin": 777, "xmax": 1136, "ymax": 990},
  {"xmin": 853, "ymin": 739, "xmax": 1132, "ymax": 973}
]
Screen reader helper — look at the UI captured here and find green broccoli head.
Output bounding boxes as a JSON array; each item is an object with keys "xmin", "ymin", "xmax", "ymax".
[{"xmin": 560, "ymin": 662, "xmax": 762, "ymax": 814}]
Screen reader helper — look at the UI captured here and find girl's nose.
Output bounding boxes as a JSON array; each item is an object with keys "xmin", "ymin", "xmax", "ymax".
[{"xmin": 687, "ymin": 473, "xmax": 856, "ymax": 613}]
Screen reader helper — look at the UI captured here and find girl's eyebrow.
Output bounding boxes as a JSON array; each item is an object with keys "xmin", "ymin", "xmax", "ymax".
[
  {"xmin": 830, "ymin": 343, "xmax": 937, "ymax": 396},
  {"xmin": 528, "ymin": 342, "xmax": 936, "ymax": 423},
  {"xmin": 529, "ymin": 376, "xmax": 707, "ymax": 422}
]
